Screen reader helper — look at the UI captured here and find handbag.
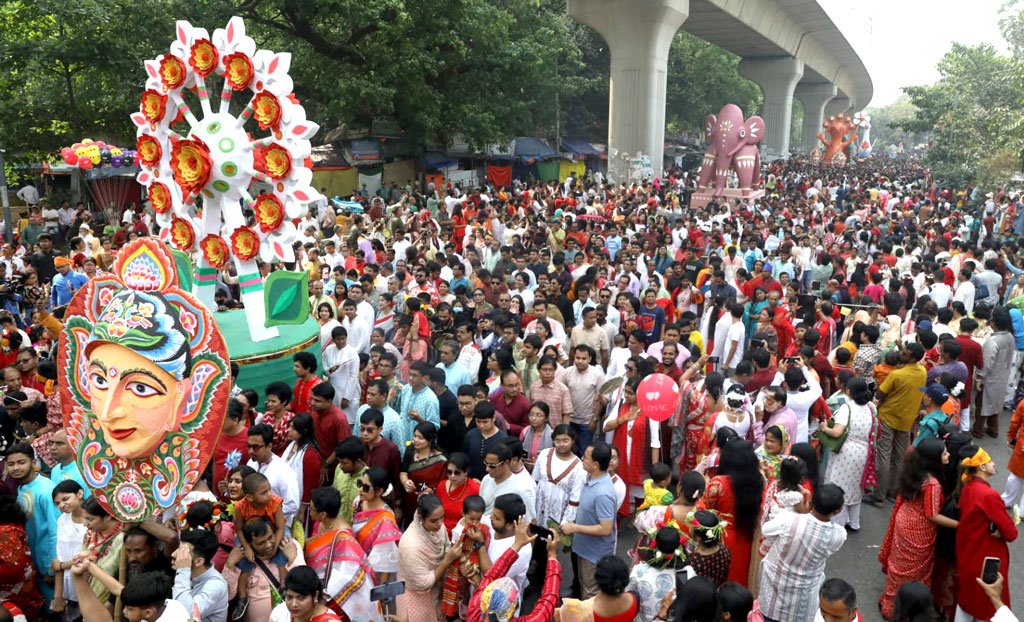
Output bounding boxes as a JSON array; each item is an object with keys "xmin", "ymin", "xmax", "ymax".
[{"xmin": 814, "ymin": 403, "xmax": 850, "ymax": 454}]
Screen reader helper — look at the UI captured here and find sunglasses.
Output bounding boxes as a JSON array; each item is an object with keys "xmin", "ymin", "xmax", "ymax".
[
  {"xmin": 359, "ymin": 483, "xmax": 373, "ymax": 492},
  {"xmin": 447, "ymin": 468, "xmax": 464, "ymax": 476},
  {"xmin": 484, "ymin": 460, "xmax": 505, "ymax": 469}
]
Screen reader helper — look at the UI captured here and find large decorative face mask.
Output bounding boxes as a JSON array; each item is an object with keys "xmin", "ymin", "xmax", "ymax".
[{"xmin": 58, "ymin": 238, "xmax": 230, "ymax": 522}]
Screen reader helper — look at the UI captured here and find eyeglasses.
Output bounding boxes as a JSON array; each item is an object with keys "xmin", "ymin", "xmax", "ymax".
[
  {"xmin": 246, "ymin": 443, "xmax": 265, "ymax": 450},
  {"xmin": 360, "ymin": 426, "xmax": 379, "ymax": 433}
]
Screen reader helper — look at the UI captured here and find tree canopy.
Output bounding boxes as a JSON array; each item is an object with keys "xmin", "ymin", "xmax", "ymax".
[
  {"xmin": 0, "ymin": 0, "xmax": 760, "ymax": 165},
  {"xmin": 897, "ymin": 2, "xmax": 1024, "ymax": 188}
]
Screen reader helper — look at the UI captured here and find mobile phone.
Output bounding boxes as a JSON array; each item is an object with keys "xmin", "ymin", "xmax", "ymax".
[
  {"xmin": 785, "ymin": 357, "xmax": 799, "ymax": 364},
  {"xmin": 750, "ymin": 339, "xmax": 766, "ymax": 351},
  {"xmin": 529, "ymin": 523, "xmax": 554, "ymax": 541},
  {"xmin": 707, "ymin": 356, "xmax": 719, "ymax": 365},
  {"xmin": 370, "ymin": 580, "xmax": 406, "ymax": 602},
  {"xmin": 981, "ymin": 557, "xmax": 1000, "ymax": 584},
  {"xmin": 811, "ymin": 281, "xmax": 821, "ymax": 291}
]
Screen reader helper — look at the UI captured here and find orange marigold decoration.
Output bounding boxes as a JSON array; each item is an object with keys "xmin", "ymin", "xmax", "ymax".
[
  {"xmin": 251, "ymin": 91, "xmax": 282, "ymax": 130},
  {"xmin": 141, "ymin": 90, "xmax": 168, "ymax": 124},
  {"xmin": 148, "ymin": 183, "xmax": 172, "ymax": 214},
  {"xmin": 170, "ymin": 138, "xmax": 213, "ymax": 194},
  {"xmin": 230, "ymin": 227, "xmax": 260, "ymax": 261},
  {"xmin": 261, "ymin": 143, "xmax": 292, "ymax": 180},
  {"xmin": 159, "ymin": 55, "xmax": 187, "ymax": 90},
  {"xmin": 189, "ymin": 39, "xmax": 218, "ymax": 78},
  {"xmin": 252, "ymin": 194, "xmax": 284, "ymax": 232},
  {"xmin": 169, "ymin": 217, "xmax": 196, "ymax": 251},
  {"xmin": 199, "ymin": 235, "xmax": 230, "ymax": 268},
  {"xmin": 136, "ymin": 135, "xmax": 162, "ymax": 168},
  {"xmin": 223, "ymin": 52, "xmax": 254, "ymax": 90}
]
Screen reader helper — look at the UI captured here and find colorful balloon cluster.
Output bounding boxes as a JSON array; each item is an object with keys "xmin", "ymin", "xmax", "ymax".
[{"xmin": 60, "ymin": 139, "xmax": 140, "ymax": 171}]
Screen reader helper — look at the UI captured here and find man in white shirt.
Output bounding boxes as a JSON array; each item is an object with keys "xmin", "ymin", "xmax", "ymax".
[
  {"xmin": 486, "ymin": 492, "xmax": 534, "ymax": 602},
  {"xmin": 347, "ymin": 284, "xmax": 376, "ymax": 329},
  {"xmin": 953, "ymin": 268, "xmax": 976, "ymax": 314},
  {"xmin": 721, "ymin": 304, "xmax": 746, "ymax": 375},
  {"xmin": 456, "ymin": 323, "xmax": 482, "ymax": 379},
  {"xmin": 479, "ymin": 444, "xmax": 536, "ymax": 521},
  {"xmin": 322, "ymin": 326, "xmax": 361, "ymax": 423},
  {"xmin": 927, "ymin": 271, "xmax": 953, "ymax": 308},
  {"xmin": 340, "ymin": 300, "xmax": 370, "ymax": 354},
  {"xmin": 245, "ymin": 424, "xmax": 300, "ymax": 524},
  {"xmin": 16, "ymin": 184, "xmax": 39, "ymax": 206}
]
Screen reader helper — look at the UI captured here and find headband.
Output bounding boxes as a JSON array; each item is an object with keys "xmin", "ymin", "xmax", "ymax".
[{"xmin": 961, "ymin": 448, "xmax": 992, "ymax": 482}]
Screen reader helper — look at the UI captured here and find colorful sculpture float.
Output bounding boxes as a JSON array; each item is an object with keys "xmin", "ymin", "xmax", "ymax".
[
  {"xmin": 853, "ymin": 112, "xmax": 873, "ymax": 158},
  {"xmin": 57, "ymin": 239, "xmax": 231, "ymax": 521},
  {"xmin": 691, "ymin": 103, "xmax": 766, "ymax": 208},
  {"xmin": 812, "ymin": 113, "xmax": 858, "ymax": 167}
]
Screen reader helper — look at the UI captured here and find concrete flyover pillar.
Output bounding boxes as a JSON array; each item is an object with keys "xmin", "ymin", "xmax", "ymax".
[
  {"xmin": 794, "ymin": 82, "xmax": 837, "ymax": 151},
  {"xmin": 824, "ymin": 95, "xmax": 851, "ymax": 119},
  {"xmin": 738, "ymin": 57, "xmax": 804, "ymax": 158},
  {"xmin": 567, "ymin": 0, "xmax": 689, "ymax": 182}
]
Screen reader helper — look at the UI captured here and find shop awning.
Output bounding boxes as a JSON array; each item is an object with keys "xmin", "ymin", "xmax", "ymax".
[
  {"xmin": 513, "ymin": 137, "xmax": 557, "ymax": 162},
  {"xmin": 560, "ymin": 139, "xmax": 602, "ymax": 157},
  {"xmin": 423, "ymin": 152, "xmax": 458, "ymax": 170}
]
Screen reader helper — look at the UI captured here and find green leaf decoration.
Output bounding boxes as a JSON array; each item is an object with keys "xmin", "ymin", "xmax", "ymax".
[
  {"xmin": 264, "ymin": 271, "xmax": 310, "ymax": 326},
  {"xmin": 172, "ymin": 250, "xmax": 195, "ymax": 292}
]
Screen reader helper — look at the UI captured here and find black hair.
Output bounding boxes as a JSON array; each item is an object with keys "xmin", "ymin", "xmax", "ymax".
[
  {"xmin": 416, "ymin": 494, "xmax": 443, "ymax": 520},
  {"xmin": 311, "ymin": 487, "xmax": 341, "ymax": 518},
  {"xmin": 846, "ymin": 377, "xmax": 873, "ymax": 406},
  {"xmin": 242, "ymin": 472, "xmax": 270, "ymax": 495},
  {"xmin": 283, "ymin": 565, "xmax": 325, "ymax": 597},
  {"xmin": 679, "ymin": 470, "xmax": 707, "ymax": 503},
  {"xmin": 692, "ymin": 509, "xmax": 723, "ymax": 546},
  {"xmin": 359, "ymin": 408, "xmax": 384, "ymax": 428},
  {"xmin": 365, "ymin": 466, "xmax": 390, "ymax": 492},
  {"xmin": 180, "ymin": 529, "xmax": 219, "ymax": 567},
  {"xmin": 594, "ymin": 554, "xmax": 630, "ymax": 596},
  {"xmin": 52, "ymin": 479, "xmax": 84, "ymax": 498},
  {"xmin": 588, "ymin": 442, "xmax": 612, "ymax": 470},
  {"xmin": 819, "ymin": 578, "xmax": 857, "ymax": 611},
  {"xmin": 311, "ymin": 382, "xmax": 336, "ymax": 402},
  {"xmin": 777, "ymin": 456, "xmax": 808, "ymax": 493},
  {"xmin": 897, "ymin": 437, "xmax": 946, "ymax": 501},
  {"xmin": 892, "ymin": 580, "xmax": 939, "ymax": 621},
  {"xmin": 650, "ymin": 462, "xmax": 672, "ymax": 484},
  {"xmin": 0, "ymin": 495, "xmax": 26, "ymax": 526},
  {"xmin": 293, "ymin": 351, "xmax": 317, "ymax": 373},
  {"xmin": 716, "ymin": 582, "xmax": 754, "ymax": 621},
  {"xmin": 242, "ymin": 517, "xmax": 273, "ymax": 542},
  {"xmin": 718, "ymin": 439, "xmax": 764, "ymax": 532},
  {"xmin": 463, "ymin": 494, "xmax": 485, "ymax": 515},
  {"xmin": 121, "ymin": 572, "xmax": 173, "ymax": 608},
  {"xmin": 289, "ymin": 412, "xmax": 318, "ymax": 449},
  {"xmin": 447, "ymin": 452, "xmax": 471, "ymax": 472},
  {"xmin": 264, "ymin": 380, "xmax": 293, "ymax": 404},
  {"xmin": 5, "ymin": 442, "xmax": 33, "ymax": 461},
  {"xmin": 674, "ymin": 575, "xmax": 718, "ymax": 622},
  {"xmin": 811, "ymin": 483, "xmax": 845, "ymax": 516},
  {"xmin": 248, "ymin": 423, "xmax": 274, "ymax": 446},
  {"xmin": 334, "ymin": 436, "xmax": 365, "ymax": 462},
  {"xmin": 493, "ymin": 493, "xmax": 526, "ymax": 523},
  {"xmin": 226, "ymin": 397, "xmax": 245, "ymax": 422},
  {"xmin": 790, "ymin": 442, "xmax": 820, "ymax": 489},
  {"xmin": 82, "ymin": 496, "xmax": 110, "ymax": 519}
]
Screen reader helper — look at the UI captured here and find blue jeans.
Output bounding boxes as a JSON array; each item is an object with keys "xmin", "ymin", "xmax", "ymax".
[{"xmin": 570, "ymin": 422, "xmax": 593, "ymax": 457}]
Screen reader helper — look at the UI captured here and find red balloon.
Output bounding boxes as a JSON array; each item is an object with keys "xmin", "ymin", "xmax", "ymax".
[
  {"xmin": 62, "ymin": 151, "xmax": 76, "ymax": 165},
  {"xmin": 637, "ymin": 373, "xmax": 681, "ymax": 423},
  {"xmin": 78, "ymin": 156, "xmax": 93, "ymax": 170}
]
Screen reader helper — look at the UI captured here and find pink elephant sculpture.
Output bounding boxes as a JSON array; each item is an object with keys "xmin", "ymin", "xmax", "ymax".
[{"xmin": 696, "ymin": 103, "xmax": 765, "ymax": 195}]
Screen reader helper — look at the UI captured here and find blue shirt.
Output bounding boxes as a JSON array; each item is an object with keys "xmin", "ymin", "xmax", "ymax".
[
  {"xmin": 19, "ymin": 474, "xmax": 59, "ymax": 599},
  {"xmin": 437, "ymin": 361, "xmax": 472, "ymax": 394},
  {"xmin": 50, "ymin": 270, "xmax": 87, "ymax": 308},
  {"xmin": 572, "ymin": 472, "xmax": 617, "ymax": 563},
  {"xmin": 49, "ymin": 460, "xmax": 90, "ymax": 498},
  {"xmin": 398, "ymin": 384, "xmax": 440, "ymax": 442}
]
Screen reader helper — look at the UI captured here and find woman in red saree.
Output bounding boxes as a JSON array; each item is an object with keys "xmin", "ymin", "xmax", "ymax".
[
  {"xmin": 877, "ymin": 438, "xmax": 956, "ymax": 619},
  {"xmin": 0, "ymin": 497, "xmax": 43, "ymax": 620},
  {"xmin": 698, "ymin": 438, "xmax": 764, "ymax": 588},
  {"xmin": 673, "ymin": 362, "xmax": 724, "ymax": 474},
  {"xmin": 605, "ymin": 377, "xmax": 659, "ymax": 513},
  {"xmin": 352, "ymin": 467, "xmax": 403, "ymax": 583},
  {"xmin": 955, "ymin": 447, "xmax": 1018, "ymax": 621},
  {"xmin": 399, "ymin": 423, "xmax": 448, "ymax": 528},
  {"xmin": 771, "ymin": 304, "xmax": 796, "ymax": 359}
]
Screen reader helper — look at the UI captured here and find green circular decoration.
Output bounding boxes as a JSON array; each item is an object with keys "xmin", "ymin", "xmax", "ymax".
[
  {"xmin": 218, "ymin": 138, "xmax": 235, "ymax": 153},
  {"xmin": 213, "ymin": 180, "xmax": 230, "ymax": 192},
  {"xmin": 221, "ymin": 162, "xmax": 238, "ymax": 177},
  {"xmin": 207, "ymin": 121, "xmax": 222, "ymax": 134}
]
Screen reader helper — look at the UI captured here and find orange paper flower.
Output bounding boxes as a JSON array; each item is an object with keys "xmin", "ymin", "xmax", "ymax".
[
  {"xmin": 230, "ymin": 227, "xmax": 260, "ymax": 261},
  {"xmin": 223, "ymin": 52, "xmax": 254, "ymax": 90},
  {"xmin": 200, "ymin": 235, "xmax": 230, "ymax": 268},
  {"xmin": 148, "ymin": 182, "xmax": 172, "ymax": 214},
  {"xmin": 169, "ymin": 217, "xmax": 195, "ymax": 250},
  {"xmin": 170, "ymin": 138, "xmax": 213, "ymax": 194},
  {"xmin": 159, "ymin": 55, "xmax": 186, "ymax": 90},
  {"xmin": 141, "ymin": 89, "xmax": 167, "ymax": 124},
  {"xmin": 252, "ymin": 193, "xmax": 284, "ymax": 232},
  {"xmin": 136, "ymin": 134, "xmax": 162, "ymax": 168},
  {"xmin": 262, "ymin": 143, "xmax": 292, "ymax": 180},
  {"xmin": 189, "ymin": 39, "xmax": 218, "ymax": 78},
  {"xmin": 252, "ymin": 91, "xmax": 282, "ymax": 130}
]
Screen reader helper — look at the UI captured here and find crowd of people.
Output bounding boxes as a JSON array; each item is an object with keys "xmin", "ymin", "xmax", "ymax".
[{"xmin": 1, "ymin": 156, "xmax": 1023, "ymax": 622}]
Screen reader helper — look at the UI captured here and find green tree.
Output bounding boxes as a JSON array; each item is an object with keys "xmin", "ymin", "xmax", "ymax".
[{"xmin": 864, "ymin": 96, "xmax": 920, "ymax": 148}]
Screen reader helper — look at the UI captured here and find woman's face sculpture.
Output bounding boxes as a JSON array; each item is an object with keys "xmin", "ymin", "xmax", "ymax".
[{"xmin": 88, "ymin": 342, "xmax": 185, "ymax": 458}]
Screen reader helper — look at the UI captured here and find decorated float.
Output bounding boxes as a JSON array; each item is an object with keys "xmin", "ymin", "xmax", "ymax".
[
  {"xmin": 810, "ymin": 113, "xmax": 857, "ymax": 167},
  {"xmin": 690, "ymin": 103, "xmax": 766, "ymax": 209},
  {"xmin": 130, "ymin": 16, "xmax": 323, "ymax": 401}
]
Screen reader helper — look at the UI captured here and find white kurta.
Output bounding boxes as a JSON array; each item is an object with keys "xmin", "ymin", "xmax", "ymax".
[{"xmin": 324, "ymin": 343, "xmax": 361, "ymax": 423}]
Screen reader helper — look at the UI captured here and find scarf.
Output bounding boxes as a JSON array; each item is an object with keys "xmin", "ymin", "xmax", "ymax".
[
  {"xmin": 400, "ymin": 516, "xmax": 450, "ymax": 592},
  {"xmin": 441, "ymin": 522, "xmax": 491, "ymax": 617},
  {"xmin": 612, "ymin": 402, "xmax": 649, "ymax": 487}
]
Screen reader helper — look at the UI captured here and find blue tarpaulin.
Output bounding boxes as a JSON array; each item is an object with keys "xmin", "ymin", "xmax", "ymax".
[
  {"xmin": 423, "ymin": 152, "xmax": 457, "ymax": 170},
  {"xmin": 513, "ymin": 137, "xmax": 557, "ymax": 162},
  {"xmin": 560, "ymin": 139, "xmax": 602, "ymax": 157}
]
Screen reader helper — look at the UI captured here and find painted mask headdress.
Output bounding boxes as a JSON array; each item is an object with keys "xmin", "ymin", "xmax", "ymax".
[{"xmin": 57, "ymin": 238, "xmax": 230, "ymax": 522}]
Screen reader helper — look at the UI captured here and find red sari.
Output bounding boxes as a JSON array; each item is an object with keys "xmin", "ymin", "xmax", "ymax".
[
  {"xmin": 955, "ymin": 477, "xmax": 1018, "ymax": 620},
  {"xmin": 0, "ymin": 524, "xmax": 43, "ymax": 619},
  {"xmin": 877, "ymin": 476, "xmax": 943, "ymax": 619},
  {"xmin": 612, "ymin": 402, "xmax": 651, "ymax": 490},
  {"xmin": 676, "ymin": 380, "xmax": 722, "ymax": 473},
  {"xmin": 699, "ymin": 476, "xmax": 754, "ymax": 587}
]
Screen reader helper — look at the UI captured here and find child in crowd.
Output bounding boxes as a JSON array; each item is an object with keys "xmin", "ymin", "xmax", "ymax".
[
  {"xmin": 914, "ymin": 384, "xmax": 950, "ymax": 447},
  {"xmin": 183, "ymin": 500, "xmax": 235, "ymax": 573},
  {"xmin": 873, "ymin": 349, "xmax": 900, "ymax": 387},
  {"xmin": 442, "ymin": 495, "xmax": 491, "ymax": 619},
  {"xmin": 685, "ymin": 509, "xmax": 731, "ymax": 588},
  {"xmin": 759, "ymin": 457, "xmax": 811, "ymax": 557},
  {"xmin": 51, "ymin": 480, "xmax": 87, "ymax": 622},
  {"xmin": 233, "ymin": 472, "xmax": 287, "ymax": 615},
  {"xmin": 938, "ymin": 371, "xmax": 965, "ymax": 427},
  {"xmin": 639, "ymin": 462, "xmax": 675, "ymax": 510}
]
